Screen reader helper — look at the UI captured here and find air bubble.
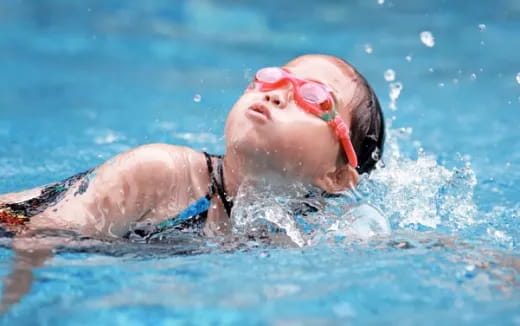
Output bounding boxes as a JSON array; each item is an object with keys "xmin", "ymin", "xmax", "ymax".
[
  {"xmin": 470, "ymin": 73, "xmax": 477, "ymax": 80},
  {"xmin": 516, "ymin": 72, "xmax": 520, "ymax": 85},
  {"xmin": 405, "ymin": 55, "xmax": 412, "ymax": 62},
  {"xmin": 438, "ymin": 82, "xmax": 445, "ymax": 88},
  {"xmin": 377, "ymin": 0, "xmax": 384, "ymax": 4},
  {"xmin": 420, "ymin": 31, "xmax": 435, "ymax": 47},
  {"xmin": 193, "ymin": 94, "xmax": 202, "ymax": 102},
  {"xmin": 384, "ymin": 69, "xmax": 395, "ymax": 82},
  {"xmin": 364, "ymin": 44, "xmax": 373, "ymax": 54},
  {"xmin": 478, "ymin": 24, "xmax": 486, "ymax": 32}
]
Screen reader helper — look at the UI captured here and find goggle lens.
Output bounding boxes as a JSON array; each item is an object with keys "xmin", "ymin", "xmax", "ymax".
[
  {"xmin": 299, "ymin": 83, "xmax": 332, "ymax": 111},
  {"xmin": 256, "ymin": 68, "xmax": 284, "ymax": 83}
]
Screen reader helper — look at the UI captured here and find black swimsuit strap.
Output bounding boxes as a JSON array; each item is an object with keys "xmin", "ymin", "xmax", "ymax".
[
  {"xmin": 216, "ymin": 156, "xmax": 233, "ymax": 217},
  {"xmin": 202, "ymin": 152, "xmax": 234, "ymax": 217},
  {"xmin": 203, "ymin": 151, "xmax": 216, "ymax": 197}
]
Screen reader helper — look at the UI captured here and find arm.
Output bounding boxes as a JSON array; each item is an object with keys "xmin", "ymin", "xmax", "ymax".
[{"xmin": 0, "ymin": 236, "xmax": 53, "ymax": 314}]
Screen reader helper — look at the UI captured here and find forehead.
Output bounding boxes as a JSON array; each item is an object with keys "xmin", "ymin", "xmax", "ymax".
[{"xmin": 284, "ymin": 56, "xmax": 359, "ymax": 111}]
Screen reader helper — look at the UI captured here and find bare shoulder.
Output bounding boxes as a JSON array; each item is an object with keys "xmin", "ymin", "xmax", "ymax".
[
  {"xmin": 97, "ymin": 143, "xmax": 205, "ymax": 185},
  {"xmin": 117, "ymin": 143, "xmax": 203, "ymax": 171}
]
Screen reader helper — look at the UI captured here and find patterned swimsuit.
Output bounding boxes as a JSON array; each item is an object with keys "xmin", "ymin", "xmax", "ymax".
[{"xmin": 0, "ymin": 153, "xmax": 233, "ymax": 238}]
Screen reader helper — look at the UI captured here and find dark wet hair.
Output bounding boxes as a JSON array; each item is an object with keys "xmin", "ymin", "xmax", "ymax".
[{"xmin": 342, "ymin": 60, "xmax": 385, "ymax": 175}]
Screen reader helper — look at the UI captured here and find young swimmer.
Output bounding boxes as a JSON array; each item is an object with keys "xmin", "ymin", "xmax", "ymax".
[{"xmin": 0, "ymin": 54, "xmax": 384, "ymax": 240}]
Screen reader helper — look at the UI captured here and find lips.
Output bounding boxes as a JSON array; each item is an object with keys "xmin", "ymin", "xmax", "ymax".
[{"xmin": 246, "ymin": 103, "xmax": 272, "ymax": 122}]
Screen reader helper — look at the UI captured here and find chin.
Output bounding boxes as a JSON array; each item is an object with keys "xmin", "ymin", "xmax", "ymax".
[{"xmin": 226, "ymin": 128, "xmax": 269, "ymax": 157}]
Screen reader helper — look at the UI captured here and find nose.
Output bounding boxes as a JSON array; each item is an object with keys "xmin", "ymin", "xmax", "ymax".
[{"xmin": 262, "ymin": 90, "xmax": 288, "ymax": 108}]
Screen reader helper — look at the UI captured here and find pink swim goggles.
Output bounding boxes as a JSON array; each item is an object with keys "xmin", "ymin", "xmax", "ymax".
[{"xmin": 251, "ymin": 67, "xmax": 358, "ymax": 168}]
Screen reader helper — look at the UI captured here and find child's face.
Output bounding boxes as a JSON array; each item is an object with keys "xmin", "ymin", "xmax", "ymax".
[{"xmin": 225, "ymin": 55, "xmax": 359, "ymax": 187}]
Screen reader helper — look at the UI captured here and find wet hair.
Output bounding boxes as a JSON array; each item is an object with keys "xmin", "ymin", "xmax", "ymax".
[{"xmin": 341, "ymin": 59, "xmax": 385, "ymax": 175}]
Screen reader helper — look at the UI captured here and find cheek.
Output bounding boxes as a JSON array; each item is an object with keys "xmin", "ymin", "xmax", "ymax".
[
  {"xmin": 272, "ymin": 119, "xmax": 339, "ymax": 175},
  {"xmin": 225, "ymin": 96, "xmax": 248, "ymax": 139}
]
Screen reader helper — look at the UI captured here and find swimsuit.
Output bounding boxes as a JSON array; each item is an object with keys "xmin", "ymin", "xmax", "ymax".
[
  {"xmin": 125, "ymin": 152, "xmax": 234, "ymax": 240},
  {"xmin": 0, "ymin": 153, "xmax": 233, "ymax": 238},
  {"xmin": 0, "ymin": 169, "xmax": 94, "ymax": 229}
]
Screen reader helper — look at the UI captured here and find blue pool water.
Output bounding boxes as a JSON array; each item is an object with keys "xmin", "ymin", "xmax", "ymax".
[{"xmin": 1, "ymin": 0, "xmax": 519, "ymax": 324}]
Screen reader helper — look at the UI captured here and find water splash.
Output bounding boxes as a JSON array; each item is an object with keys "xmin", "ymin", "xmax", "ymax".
[
  {"xmin": 357, "ymin": 128, "xmax": 477, "ymax": 232},
  {"xmin": 230, "ymin": 177, "xmax": 391, "ymax": 247}
]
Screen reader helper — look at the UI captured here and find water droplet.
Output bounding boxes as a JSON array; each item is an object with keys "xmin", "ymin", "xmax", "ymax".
[
  {"xmin": 388, "ymin": 82, "xmax": 403, "ymax": 111},
  {"xmin": 478, "ymin": 24, "xmax": 486, "ymax": 32},
  {"xmin": 420, "ymin": 31, "xmax": 435, "ymax": 47},
  {"xmin": 470, "ymin": 73, "xmax": 477, "ymax": 80},
  {"xmin": 364, "ymin": 44, "xmax": 373, "ymax": 54},
  {"xmin": 193, "ymin": 94, "xmax": 201, "ymax": 102},
  {"xmin": 405, "ymin": 55, "xmax": 412, "ymax": 62},
  {"xmin": 384, "ymin": 69, "xmax": 395, "ymax": 82},
  {"xmin": 516, "ymin": 72, "xmax": 520, "ymax": 85},
  {"xmin": 377, "ymin": 0, "xmax": 384, "ymax": 4}
]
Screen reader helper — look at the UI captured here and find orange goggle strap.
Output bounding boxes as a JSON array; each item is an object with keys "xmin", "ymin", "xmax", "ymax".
[{"xmin": 328, "ymin": 117, "xmax": 358, "ymax": 168}]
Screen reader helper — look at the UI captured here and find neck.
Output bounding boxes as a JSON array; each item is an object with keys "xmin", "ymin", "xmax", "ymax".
[{"xmin": 222, "ymin": 150, "xmax": 312, "ymax": 200}]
